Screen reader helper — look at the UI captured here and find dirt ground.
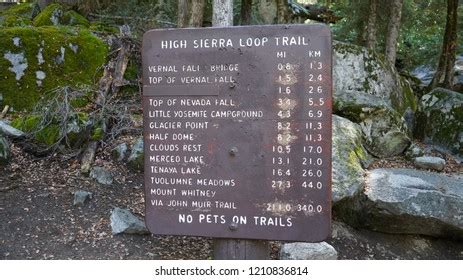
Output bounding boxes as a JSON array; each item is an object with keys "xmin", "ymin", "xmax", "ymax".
[{"xmin": 1, "ymin": 143, "xmax": 462, "ymax": 260}]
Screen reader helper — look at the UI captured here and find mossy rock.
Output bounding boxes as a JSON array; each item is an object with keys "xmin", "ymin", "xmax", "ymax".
[
  {"xmin": 333, "ymin": 41, "xmax": 417, "ymax": 121},
  {"xmin": 33, "ymin": 4, "xmax": 89, "ymax": 27},
  {"xmin": 0, "ymin": 26, "xmax": 108, "ymax": 111},
  {"xmin": 0, "ymin": 2, "xmax": 34, "ymax": 18},
  {"xmin": 360, "ymin": 109, "xmax": 411, "ymax": 158},
  {"xmin": 11, "ymin": 115, "xmax": 60, "ymax": 146},
  {"xmin": 11, "ymin": 111, "xmax": 92, "ymax": 148},
  {"xmin": 89, "ymin": 21, "xmax": 119, "ymax": 34},
  {"xmin": 127, "ymin": 137, "xmax": 144, "ymax": 171},
  {"xmin": 1, "ymin": 15, "xmax": 32, "ymax": 27},
  {"xmin": 332, "ymin": 115, "xmax": 372, "ymax": 204},
  {"xmin": 418, "ymin": 88, "xmax": 463, "ymax": 156},
  {"xmin": 0, "ymin": 2, "xmax": 34, "ymax": 27}
]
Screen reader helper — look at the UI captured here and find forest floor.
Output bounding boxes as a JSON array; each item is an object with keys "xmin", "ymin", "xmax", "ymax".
[{"xmin": 1, "ymin": 142, "xmax": 462, "ymax": 260}]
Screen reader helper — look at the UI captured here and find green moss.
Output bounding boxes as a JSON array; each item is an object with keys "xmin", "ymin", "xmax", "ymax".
[
  {"xmin": 33, "ymin": 4, "xmax": 89, "ymax": 27},
  {"xmin": 0, "ymin": 3, "xmax": 34, "ymax": 27},
  {"xmin": 2, "ymin": 15, "xmax": 32, "ymax": 27},
  {"xmin": 33, "ymin": 3, "xmax": 63, "ymax": 26},
  {"xmin": 89, "ymin": 22, "xmax": 119, "ymax": 34},
  {"xmin": 421, "ymin": 89, "xmax": 463, "ymax": 154},
  {"xmin": 124, "ymin": 60, "xmax": 139, "ymax": 81},
  {"xmin": 36, "ymin": 125, "xmax": 60, "ymax": 146},
  {"xmin": 69, "ymin": 90, "xmax": 92, "ymax": 108},
  {"xmin": 63, "ymin": 10, "xmax": 89, "ymax": 27},
  {"xmin": 390, "ymin": 77, "xmax": 418, "ymax": 115},
  {"xmin": 11, "ymin": 115, "xmax": 59, "ymax": 146},
  {"xmin": 11, "ymin": 115, "xmax": 40, "ymax": 132},
  {"xmin": 91, "ymin": 127, "xmax": 104, "ymax": 141},
  {"xmin": 0, "ymin": 3, "xmax": 33, "ymax": 18},
  {"xmin": 0, "ymin": 26, "xmax": 108, "ymax": 111},
  {"xmin": 347, "ymin": 150, "xmax": 363, "ymax": 172}
]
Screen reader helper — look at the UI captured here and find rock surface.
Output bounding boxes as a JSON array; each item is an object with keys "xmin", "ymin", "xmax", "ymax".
[
  {"xmin": 0, "ymin": 3, "xmax": 107, "ymax": 111},
  {"xmin": 0, "ymin": 120, "xmax": 25, "ymax": 138},
  {"xmin": 329, "ymin": 221, "xmax": 463, "ymax": 259},
  {"xmin": 360, "ymin": 110, "xmax": 410, "ymax": 158},
  {"xmin": 110, "ymin": 207, "xmax": 149, "ymax": 235},
  {"xmin": 405, "ymin": 143, "xmax": 424, "ymax": 159},
  {"xmin": 33, "ymin": 4, "xmax": 89, "ymax": 27},
  {"xmin": 128, "ymin": 137, "xmax": 144, "ymax": 171},
  {"xmin": 332, "ymin": 115, "xmax": 370, "ymax": 203},
  {"xmin": 414, "ymin": 156, "xmax": 445, "ymax": 171},
  {"xmin": 0, "ymin": 135, "xmax": 10, "ymax": 165},
  {"xmin": 333, "ymin": 42, "xmax": 416, "ymax": 120},
  {"xmin": 90, "ymin": 166, "xmax": 113, "ymax": 185},
  {"xmin": 417, "ymin": 88, "xmax": 463, "ymax": 156},
  {"xmin": 335, "ymin": 168, "xmax": 463, "ymax": 239},
  {"xmin": 112, "ymin": 143, "xmax": 128, "ymax": 162},
  {"xmin": 73, "ymin": 190, "xmax": 92, "ymax": 206},
  {"xmin": 280, "ymin": 242, "xmax": 338, "ymax": 260}
]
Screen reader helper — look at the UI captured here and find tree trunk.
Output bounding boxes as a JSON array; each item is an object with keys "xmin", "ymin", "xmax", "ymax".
[
  {"xmin": 211, "ymin": 0, "xmax": 269, "ymax": 260},
  {"xmin": 385, "ymin": 0, "xmax": 404, "ymax": 66},
  {"xmin": 177, "ymin": 0, "xmax": 190, "ymax": 28},
  {"xmin": 366, "ymin": 0, "xmax": 378, "ymax": 49},
  {"xmin": 189, "ymin": 0, "xmax": 206, "ymax": 27},
  {"xmin": 276, "ymin": 0, "xmax": 290, "ymax": 24},
  {"xmin": 429, "ymin": 0, "xmax": 459, "ymax": 90},
  {"xmin": 240, "ymin": 0, "xmax": 252, "ymax": 25},
  {"xmin": 213, "ymin": 0, "xmax": 234, "ymax": 26}
]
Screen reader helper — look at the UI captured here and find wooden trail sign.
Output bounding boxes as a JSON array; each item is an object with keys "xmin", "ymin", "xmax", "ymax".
[{"xmin": 142, "ymin": 24, "xmax": 332, "ymax": 242}]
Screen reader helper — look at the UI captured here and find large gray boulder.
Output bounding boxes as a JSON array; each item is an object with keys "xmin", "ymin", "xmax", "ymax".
[
  {"xmin": 336, "ymin": 168, "xmax": 463, "ymax": 239},
  {"xmin": 333, "ymin": 42, "xmax": 416, "ymax": 121},
  {"xmin": 360, "ymin": 110, "xmax": 410, "ymax": 158},
  {"xmin": 110, "ymin": 207, "xmax": 149, "ymax": 235},
  {"xmin": 280, "ymin": 242, "xmax": 338, "ymax": 260},
  {"xmin": 417, "ymin": 88, "xmax": 463, "ymax": 157},
  {"xmin": 0, "ymin": 135, "xmax": 10, "ymax": 165},
  {"xmin": 333, "ymin": 42, "xmax": 414, "ymax": 158},
  {"xmin": 332, "ymin": 115, "xmax": 371, "ymax": 204}
]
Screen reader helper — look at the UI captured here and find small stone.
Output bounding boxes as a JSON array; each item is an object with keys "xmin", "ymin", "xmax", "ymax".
[
  {"xmin": 414, "ymin": 156, "xmax": 445, "ymax": 171},
  {"xmin": 112, "ymin": 143, "xmax": 128, "ymax": 162},
  {"xmin": 90, "ymin": 166, "xmax": 113, "ymax": 185},
  {"xmin": 405, "ymin": 143, "xmax": 424, "ymax": 159},
  {"xmin": 280, "ymin": 242, "xmax": 338, "ymax": 260},
  {"xmin": 73, "ymin": 190, "xmax": 92, "ymax": 206},
  {"xmin": 0, "ymin": 120, "xmax": 25, "ymax": 138},
  {"xmin": 110, "ymin": 207, "xmax": 149, "ymax": 235}
]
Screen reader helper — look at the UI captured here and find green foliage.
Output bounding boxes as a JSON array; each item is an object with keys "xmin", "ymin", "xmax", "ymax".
[
  {"xmin": 96, "ymin": 0, "xmax": 176, "ymax": 38},
  {"xmin": 329, "ymin": 0, "xmax": 462, "ymax": 70}
]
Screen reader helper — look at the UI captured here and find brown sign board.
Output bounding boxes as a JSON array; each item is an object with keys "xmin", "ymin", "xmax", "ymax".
[{"xmin": 142, "ymin": 24, "xmax": 332, "ymax": 242}]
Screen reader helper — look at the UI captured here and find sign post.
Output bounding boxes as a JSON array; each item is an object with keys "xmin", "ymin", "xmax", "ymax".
[{"xmin": 142, "ymin": 24, "xmax": 332, "ymax": 259}]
